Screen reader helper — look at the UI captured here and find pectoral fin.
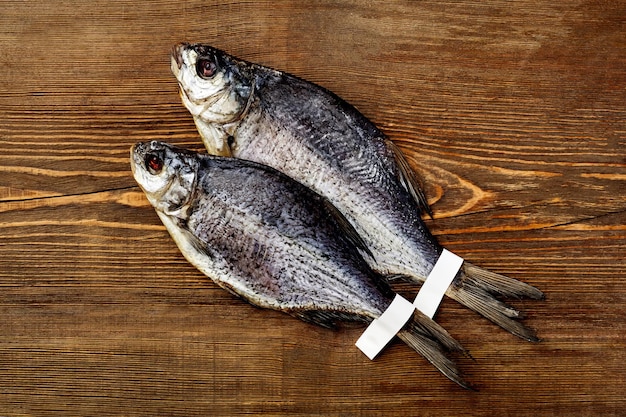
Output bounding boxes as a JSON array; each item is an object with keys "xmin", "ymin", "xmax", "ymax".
[{"xmin": 194, "ymin": 117, "xmax": 233, "ymax": 157}]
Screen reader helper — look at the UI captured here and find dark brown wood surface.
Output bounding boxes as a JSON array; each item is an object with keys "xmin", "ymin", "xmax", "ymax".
[{"xmin": 1, "ymin": 1, "xmax": 624, "ymax": 415}]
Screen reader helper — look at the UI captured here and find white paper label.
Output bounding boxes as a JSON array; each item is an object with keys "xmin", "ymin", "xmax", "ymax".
[
  {"xmin": 413, "ymin": 249, "xmax": 464, "ymax": 318},
  {"xmin": 355, "ymin": 294, "xmax": 415, "ymax": 360}
]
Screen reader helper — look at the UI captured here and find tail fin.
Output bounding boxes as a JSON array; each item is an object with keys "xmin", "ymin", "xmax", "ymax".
[
  {"xmin": 448, "ymin": 262, "xmax": 544, "ymax": 342},
  {"xmin": 397, "ymin": 310, "xmax": 473, "ymax": 390},
  {"xmin": 462, "ymin": 262, "xmax": 544, "ymax": 300}
]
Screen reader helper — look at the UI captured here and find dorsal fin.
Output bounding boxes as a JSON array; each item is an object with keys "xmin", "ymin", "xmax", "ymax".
[{"xmin": 386, "ymin": 139, "xmax": 433, "ymax": 219}]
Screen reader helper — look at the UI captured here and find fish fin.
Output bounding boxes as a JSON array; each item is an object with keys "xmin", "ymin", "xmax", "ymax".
[
  {"xmin": 449, "ymin": 263, "xmax": 543, "ymax": 342},
  {"xmin": 193, "ymin": 117, "xmax": 233, "ymax": 157},
  {"xmin": 397, "ymin": 310, "xmax": 474, "ymax": 390},
  {"xmin": 322, "ymin": 197, "xmax": 375, "ymax": 261},
  {"xmin": 170, "ymin": 217, "xmax": 216, "ymax": 261},
  {"xmin": 384, "ymin": 273, "xmax": 418, "ymax": 282},
  {"xmin": 294, "ymin": 310, "xmax": 366, "ymax": 329},
  {"xmin": 387, "ymin": 140, "xmax": 433, "ymax": 219},
  {"xmin": 462, "ymin": 262, "xmax": 544, "ymax": 300}
]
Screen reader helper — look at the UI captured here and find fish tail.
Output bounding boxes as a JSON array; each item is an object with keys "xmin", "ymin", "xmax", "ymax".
[
  {"xmin": 449, "ymin": 262, "xmax": 544, "ymax": 342},
  {"xmin": 397, "ymin": 310, "xmax": 474, "ymax": 390},
  {"xmin": 461, "ymin": 262, "xmax": 544, "ymax": 300}
]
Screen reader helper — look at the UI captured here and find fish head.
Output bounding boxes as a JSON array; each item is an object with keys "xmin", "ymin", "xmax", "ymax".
[
  {"xmin": 171, "ymin": 43, "xmax": 255, "ymax": 155},
  {"xmin": 130, "ymin": 141, "xmax": 198, "ymax": 218}
]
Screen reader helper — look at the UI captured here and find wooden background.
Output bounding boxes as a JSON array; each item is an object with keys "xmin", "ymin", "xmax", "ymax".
[{"xmin": 1, "ymin": 1, "xmax": 624, "ymax": 415}]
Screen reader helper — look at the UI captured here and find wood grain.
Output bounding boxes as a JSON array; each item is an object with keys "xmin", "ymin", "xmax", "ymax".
[{"xmin": 1, "ymin": 1, "xmax": 624, "ymax": 415}]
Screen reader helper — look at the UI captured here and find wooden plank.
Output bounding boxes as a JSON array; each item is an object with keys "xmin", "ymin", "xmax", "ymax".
[{"xmin": 0, "ymin": 0, "xmax": 624, "ymax": 415}]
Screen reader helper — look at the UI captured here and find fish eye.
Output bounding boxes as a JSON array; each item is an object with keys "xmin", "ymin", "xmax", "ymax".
[
  {"xmin": 196, "ymin": 58, "xmax": 217, "ymax": 79},
  {"xmin": 145, "ymin": 152, "xmax": 164, "ymax": 175}
]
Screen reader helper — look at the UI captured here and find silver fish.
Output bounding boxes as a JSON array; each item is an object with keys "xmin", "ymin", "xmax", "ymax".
[
  {"xmin": 171, "ymin": 43, "xmax": 544, "ymax": 341},
  {"xmin": 131, "ymin": 140, "xmax": 471, "ymax": 388}
]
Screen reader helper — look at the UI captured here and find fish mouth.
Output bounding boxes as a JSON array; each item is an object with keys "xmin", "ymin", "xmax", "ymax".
[
  {"xmin": 129, "ymin": 142, "xmax": 147, "ymax": 176},
  {"xmin": 171, "ymin": 42, "xmax": 188, "ymax": 70}
]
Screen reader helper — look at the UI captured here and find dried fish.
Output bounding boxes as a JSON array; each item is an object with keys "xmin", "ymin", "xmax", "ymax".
[{"xmin": 131, "ymin": 140, "xmax": 470, "ymax": 388}]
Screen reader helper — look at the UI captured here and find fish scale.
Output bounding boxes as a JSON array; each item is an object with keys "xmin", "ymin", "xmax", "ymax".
[
  {"xmin": 171, "ymin": 43, "xmax": 544, "ymax": 342},
  {"xmin": 131, "ymin": 140, "xmax": 471, "ymax": 388}
]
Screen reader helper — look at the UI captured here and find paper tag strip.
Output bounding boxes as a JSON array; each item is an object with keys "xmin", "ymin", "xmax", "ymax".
[
  {"xmin": 355, "ymin": 294, "xmax": 415, "ymax": 360},
  {"xmin": 413, "ymin": 249, "xmax": 464, "ymax": 318}
]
